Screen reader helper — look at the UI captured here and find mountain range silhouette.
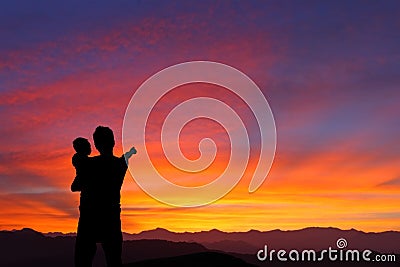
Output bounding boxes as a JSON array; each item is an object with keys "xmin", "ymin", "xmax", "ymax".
[
  {"xmin": 122, "ymin": 227, "xmax": 400, "ymax": 254},
  {"xmin": 1, "ymin": 228, "xmax": 398, "ymax": 266}
]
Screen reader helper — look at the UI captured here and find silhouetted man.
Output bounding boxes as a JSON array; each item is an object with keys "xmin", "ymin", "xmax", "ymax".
[{"xmin": 73, "ymin": 126, "xmax": 130, "ymax": 267}]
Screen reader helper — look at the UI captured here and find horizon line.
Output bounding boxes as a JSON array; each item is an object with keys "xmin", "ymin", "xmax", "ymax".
[{"xmin": 3, "ymin": 226, "xmax": 400, "ymax": 236}]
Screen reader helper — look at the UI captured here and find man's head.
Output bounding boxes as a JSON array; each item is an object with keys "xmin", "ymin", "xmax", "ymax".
[
  {"xmin": 72, "ymin": 137, "xmax": 91, "ymax": 156},
  {"xmin": 93, "ymin": 126, "xmax": 115, "ymax": 155}
]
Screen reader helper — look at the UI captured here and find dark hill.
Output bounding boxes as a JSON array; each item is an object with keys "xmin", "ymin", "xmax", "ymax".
[
  {"xmin": 0, "ymin": 229, "xmax": 217, "ymax": 267},
  {"xmin": 122, "ymin": 239, "xmax": 208, "ymax": 263},
  {"xmin": 2, "ymin": 228, "xmax": 399, "ymax": 267},
  {"xmin": 124, "ymin": 251, "xmax": 258, "ymax": 267},
  {"xmin": 123, "ymin": 227, "xmax": 400, "ymax": 254}
]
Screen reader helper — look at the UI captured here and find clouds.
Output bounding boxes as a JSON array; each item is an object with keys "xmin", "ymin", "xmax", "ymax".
[
  {"xmin": 0, "ymin": 1, "xmax": 399, "ymax": 232},
  {"xmin": 378, "ymin": 177, "xmax": 400, "ymax": 188}
]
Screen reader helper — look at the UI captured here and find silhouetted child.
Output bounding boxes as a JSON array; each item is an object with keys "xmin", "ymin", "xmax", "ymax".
[
  {"xmin": 71, "ymin": 137, "xmax": 137, "ymax": 192},
  {"xmin": 71, "ymin": 137, "xmax": 91, "ymax": 192}
]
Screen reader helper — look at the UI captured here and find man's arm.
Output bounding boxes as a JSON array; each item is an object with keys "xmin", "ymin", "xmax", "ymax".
[
  {"xmin": 115, "ymin": 154, "xmax": 130, "ymax": 188},
  {"xmin": 123, "ymin": 146, "xmax": 137, "ymax": 164}
]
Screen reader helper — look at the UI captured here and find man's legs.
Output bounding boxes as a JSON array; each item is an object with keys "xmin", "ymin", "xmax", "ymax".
[
  {"xmin": 101, "ymin": 233, "xmax": 122, "ymax": 267},
  {"xmin": 75, "ymin": 216, "xmax": 97, "ymax": 267},
  {"xmin": 101, "ymin": 213, "xmax": 122, "ymax": 267}
]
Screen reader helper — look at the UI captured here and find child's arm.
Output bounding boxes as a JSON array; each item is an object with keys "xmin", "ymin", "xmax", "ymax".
[{"xmin": 123, "ymin": 146, "xmax": 137, "ymax": 164}]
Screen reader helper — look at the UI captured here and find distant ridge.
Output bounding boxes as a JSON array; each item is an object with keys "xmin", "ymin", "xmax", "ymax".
[
  {"xmin": 1, "ymin": 228, "xmax": 399, "ymax": 267},
  {"xmin": 1, "ymin": 227, "xmax": 400, "ymax": 254},
  {"xmin": 4, "ymin": 227, "xmax": 400, "ymax": 254},
  {"xmin": 122, "ymin": 227, "xmax": 400, "ymax": 254},
  {"xmin": 45, "ymin": 231, "xmax": 76, "ymax": 238}
]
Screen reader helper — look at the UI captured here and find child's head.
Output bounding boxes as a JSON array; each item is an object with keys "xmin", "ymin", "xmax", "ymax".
[{"xmin": 72, "ymin": 137, "xmax": 91, "ymax": 156}]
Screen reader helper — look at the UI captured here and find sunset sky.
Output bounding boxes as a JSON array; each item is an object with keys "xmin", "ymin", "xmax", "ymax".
[{"xmin": 1, "ymin": 1, "xmax": 399, "ymax": 234}]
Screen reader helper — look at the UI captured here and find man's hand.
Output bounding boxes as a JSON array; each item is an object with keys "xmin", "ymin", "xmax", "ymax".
[
  {"xmin": 124, "ymin": 146, "xmax": 137, "ymax": 163},
  {"xmin": 129, "ymin": 146, "xmax": 137, "ymax": 155}
]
